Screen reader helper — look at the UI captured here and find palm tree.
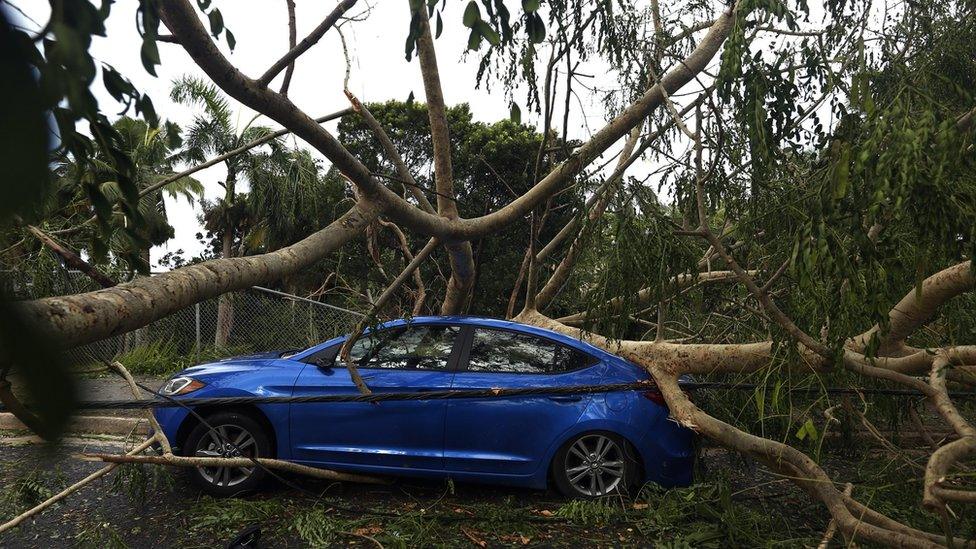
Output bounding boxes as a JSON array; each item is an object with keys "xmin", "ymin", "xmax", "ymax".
[
  {"xmin": 45, "ymin": 117, "xmax": 202, "ymax": 275},
  {"xmin": 170, "ymin": 76, "xmax": 296, "ymax": 346}
]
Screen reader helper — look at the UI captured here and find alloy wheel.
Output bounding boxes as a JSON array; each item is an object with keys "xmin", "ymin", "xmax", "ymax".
[
  {"xmin": 563, "ymin": 434, "xmax": 625, "ymax": 496},
  {"xmin": 193, "ymin": 424, "xmax": 259, "ymax": 488}
]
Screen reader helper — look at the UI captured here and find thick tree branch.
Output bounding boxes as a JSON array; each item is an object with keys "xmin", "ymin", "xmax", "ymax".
[
  {"xmin": 160, "ymin": 0, "xmax": 736, "ymax": 245},
  {"xmin": 852, "ymin": 261, "xmax": 974, "ymax": 355},
  {"xmin": 410, "ymin": 4, "xmax": 476, "ymax": 313},
  {"xmin": 16, "ymin": 202, "xmax": 378, "ymax": 350}
]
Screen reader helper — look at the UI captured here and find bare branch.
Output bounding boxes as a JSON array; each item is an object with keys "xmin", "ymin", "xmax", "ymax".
[
  {"xmin": 279, "ymin": 0, "xmax": 297, "ymax": 96},
  {"xmin": 256, "ymin": 0, "xmax": 359, "ymax": 88},
  {"xmin": 345, "ymin": 92, "xmax": 435, "ymax": 214},
  {"xmin": 26, "ymin": 225, "xmax": 116, "ymax": 288},
  {"xmin": 84, "ymin": 452, "xmax": 386, "ymax": 485},
  {"xmin": 338, "ymin": 237, "xmax": 440, "ymax": 394}
]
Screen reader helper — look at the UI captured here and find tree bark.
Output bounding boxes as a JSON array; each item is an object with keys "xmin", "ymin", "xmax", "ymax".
[
  {"xmin": 411, "ymin": 3, "xmax": 477, "ymax": 314},
  {"xmin": 214, "ymin": 170, "xmax": 237, "ymax": 346},
  {"xmin": 15, "ymin": 202, "xmax": 379, "ymax": 350}
]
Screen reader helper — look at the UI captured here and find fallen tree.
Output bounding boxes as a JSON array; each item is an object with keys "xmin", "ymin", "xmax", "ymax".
[{"xmin": 2, "ymin": 0, "xmax": 975, "ymax": 545}]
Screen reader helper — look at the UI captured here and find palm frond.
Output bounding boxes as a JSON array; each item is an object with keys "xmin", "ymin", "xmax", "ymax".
[{"xmin": 170, "ymin": 75, "xmax": 234, "ymax": 135}]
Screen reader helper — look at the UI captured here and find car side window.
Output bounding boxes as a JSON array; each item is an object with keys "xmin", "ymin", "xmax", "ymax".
[
  {"xmin": 467, "ymin": 328, "xmax": 595, "ymax": 374},
  {"xmin": 348, "ymin": 325, "xmax": 459, "ymax": 371}
]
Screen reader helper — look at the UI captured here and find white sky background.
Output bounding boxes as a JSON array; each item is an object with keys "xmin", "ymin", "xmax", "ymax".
[{"xmin": 10, "ymin": 1, "xmax": 841, "ymax": 271}]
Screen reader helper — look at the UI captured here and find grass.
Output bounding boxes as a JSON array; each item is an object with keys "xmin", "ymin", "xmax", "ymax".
[{"xmin": 111, "ymin": 340, "xmax": 253, "ymax": 377}]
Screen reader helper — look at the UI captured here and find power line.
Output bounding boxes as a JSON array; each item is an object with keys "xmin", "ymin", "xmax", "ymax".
[{"xmin": 2, "ymin": 380, "xmax": 971, "ymax": 413}]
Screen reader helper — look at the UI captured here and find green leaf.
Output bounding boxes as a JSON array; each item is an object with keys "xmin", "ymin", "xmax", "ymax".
[
  {"xmin": 435, "ymin": 11, "xmax": 443, "ymax": 38},
  {"xmin": 463, "ymin": 1, "xmax": 481, "ymax": 28},
  {"xmin": 795, "ymin": 419, "xmax": 819, "ymax": 441},
  {"xmin": 140, "ymin": 37, "xmax": 160, "ymax": 76},
  {"xmin": 510, "ymin": 102, "xmax": 521, "ymax": 124},
  {"xmin": 467, "ymin": 27, "xmax": 482, "ymax": 50},
  {"xmin": 102, "ymin": 66, "xmax": 132, "ymax": 101},
  {"xmin": 406, "ymin": 91, "xmax": 415, "ymax": 105},
  {"xmin": 527, "ymin": 12, "xmax": 546, "ymax": 43},
  {"xmin": 208, "ymin": 8, "xmax": 224, "ymax": 37},
  {"xmin": 475, "ymin": 20, "xmax": 500, "ymax": 46},
  {"xmin": 522, "ymin": 0, "xmax": 540, "ymax": 13},
  {"xmin": 225, "ymin": 28, "xmax": 236, "ymax": 51}
]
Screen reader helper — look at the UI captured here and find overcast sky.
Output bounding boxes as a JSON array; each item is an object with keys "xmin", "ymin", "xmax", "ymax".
[{"xmin": 11, "ymin": 1, "xmax": 823, "ymax": 270}]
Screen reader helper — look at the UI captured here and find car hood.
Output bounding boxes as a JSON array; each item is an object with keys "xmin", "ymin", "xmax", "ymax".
[{"xmin": 180, "ymin": 351, "xmax": 295, "ymax": 377}]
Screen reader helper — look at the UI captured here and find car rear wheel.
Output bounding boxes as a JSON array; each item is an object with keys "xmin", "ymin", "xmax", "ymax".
[
  {"xmin": 184, "ymin": 412, "xmax": 272, "ymax": 496},
  {"xmin": 552, "ymin": 432, "xmax": 639, "ymax": 498}
]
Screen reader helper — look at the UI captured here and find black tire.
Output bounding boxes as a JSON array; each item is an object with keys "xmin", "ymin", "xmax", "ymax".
[
  {"xmin": 552, "ymin": 431, "xmax": 640, "ymax": 498},
  {"xmin": 183, "ymin": 411, "xmax": 273, "ymax": 497}
]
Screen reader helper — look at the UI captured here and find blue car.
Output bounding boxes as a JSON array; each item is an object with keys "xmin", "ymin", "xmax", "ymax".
[{"xmin": 153, "ymin": 316, "xmax": 694, "ymax": 497}]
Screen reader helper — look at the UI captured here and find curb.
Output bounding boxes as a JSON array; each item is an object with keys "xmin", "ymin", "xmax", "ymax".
[{"xmin": 0, "ymin": 413, "xmax": 149, "ymax": 436}]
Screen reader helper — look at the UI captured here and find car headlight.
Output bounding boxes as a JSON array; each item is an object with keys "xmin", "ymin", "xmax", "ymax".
[{"xmin": 159, "ymin": 376, "xmax": 206, "ymax": 396}]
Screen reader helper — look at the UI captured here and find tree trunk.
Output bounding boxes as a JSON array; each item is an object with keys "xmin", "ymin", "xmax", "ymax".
[
  {"xmin": 134, "ymin": 247, "xmax": 151, "ymax": 348},
  {"xmin": 214, "ymin": 231, "xmax": 235, "ymax": 347},
  {"xmin": 214, "ymin": 170, "xmax": 237, "ymax": 347}
]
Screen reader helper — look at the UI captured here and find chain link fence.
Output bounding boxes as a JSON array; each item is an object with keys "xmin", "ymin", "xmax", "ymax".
[{"xmin": 5, "ymin": 270, "xmax": 365, "ymax": 370}]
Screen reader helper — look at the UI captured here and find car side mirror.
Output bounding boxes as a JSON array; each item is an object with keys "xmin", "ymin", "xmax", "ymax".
[{"xmin": 314, "ymin": 356, "xmax": 336, "ymax": 374}]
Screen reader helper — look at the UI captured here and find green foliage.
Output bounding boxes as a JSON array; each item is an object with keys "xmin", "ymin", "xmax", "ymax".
[
  {"xmin": 113, "ymin": 340, "xmax": 251, "ymax": 377},
  {"xmin": 404, "ymin": 0, "xmax": 538, "ymax": 60},
  {"xmin": 634, "ymin": 481, "xmax": 815, "ymax": 547},
  {"xmin": 187, "ymin": 497, "xmax": 288, "ymax": 539},
  {"xmin": 110, "ymin": 463, "xmax": 175, "ymax": 507},
  {"xmin": 0, "ymin": 465, "xmax": 67, "ymax": 521},
  {"xmin": 0, "ymin": 10, "xmax": 50, "ymax": 224},
  {"xmin": 290, "ymin": 506, "xmax": 347, "ymax": 546},
  {"xmin": 574, "ymin": 197, "xmax": 700, "ymax": 339},
  {"xmin": 555, "ymin": 497, "xmax": 628, "ymax": 526}
]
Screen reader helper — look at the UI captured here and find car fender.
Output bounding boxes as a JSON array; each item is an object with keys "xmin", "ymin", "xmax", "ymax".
[
  {"xmin": 530, "ymin": 402, "xmax": 653, "ymax": 487},
  {"xmin": 158, "ymin": 386, "xmax": 293, "ymax": 460}
]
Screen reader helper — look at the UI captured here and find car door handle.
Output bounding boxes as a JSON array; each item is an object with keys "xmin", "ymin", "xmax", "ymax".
[{"xmin": 548, "ymin": 395, "xmax": 582, "ymax": 402}]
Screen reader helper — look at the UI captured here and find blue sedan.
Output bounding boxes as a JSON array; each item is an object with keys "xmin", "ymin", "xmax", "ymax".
[{"xmin": 153, "ymin": 316, "xmax": 694, "ymax": 497}]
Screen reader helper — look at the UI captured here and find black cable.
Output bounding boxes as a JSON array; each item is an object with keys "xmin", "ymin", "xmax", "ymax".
[{"xmin": 1, "ymin": 379, "xmax": 972, "ymax": 413}]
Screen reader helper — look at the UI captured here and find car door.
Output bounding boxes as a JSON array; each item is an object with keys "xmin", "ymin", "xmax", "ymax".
[
  {"xmin": 443, "ymin": 326, "xmax": 605, "ymax": 476},
  {"xmin": 289, "ymin": 323, "xmax": 462, "ymax": 471}
]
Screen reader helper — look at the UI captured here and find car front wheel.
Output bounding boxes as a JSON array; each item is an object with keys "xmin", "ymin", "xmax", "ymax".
[
  {"xmin": 552, "ymin": 432, "xmax": 639, "ymax": 498},
  {"xmin": 183, "ymin": 411, "xmax": 272, "ymax": 496}
]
